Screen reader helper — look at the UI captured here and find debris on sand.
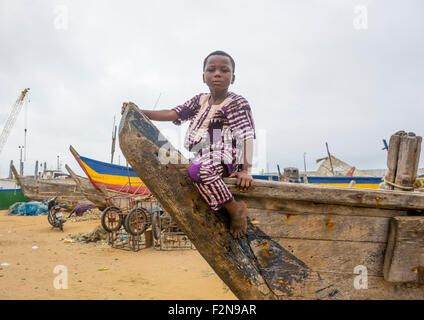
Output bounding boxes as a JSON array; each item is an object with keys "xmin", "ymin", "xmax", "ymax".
[
  {"xmin": 67, "ymin": 208, "xmax": 103, "ymax": 222},
  {"xmin": 64, "ymin": 224, "xmax": 108, "ymax": 244}
]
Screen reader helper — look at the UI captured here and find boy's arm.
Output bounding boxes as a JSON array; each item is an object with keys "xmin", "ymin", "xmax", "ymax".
[
  {"xmin": 121, "ymin": 102, "xmax": 178, "ymax": 121},
  {"xmin": 233, "ymin": 138, "xmax": 254, "ymax": 191},
  {"xmin": 141, "ymin": 109, "xmax": 178, "ymax": 121},
  {"xmin": 241, "ymin": 139, "xmax": 253, "ymax": 174}
]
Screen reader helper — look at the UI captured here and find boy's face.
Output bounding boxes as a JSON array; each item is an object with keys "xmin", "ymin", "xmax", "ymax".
[{"xmin": 203, "ymin": 55, "xmax": 235, "ymax": 92}]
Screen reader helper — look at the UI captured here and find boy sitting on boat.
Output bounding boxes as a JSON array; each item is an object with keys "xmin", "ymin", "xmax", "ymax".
[{"xmin": 121, "ymin": 51, "xmax": 255, "ymax": 239}]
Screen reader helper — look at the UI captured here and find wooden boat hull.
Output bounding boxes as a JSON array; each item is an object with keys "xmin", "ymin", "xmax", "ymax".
[
  {"xmin": 65, "ymin": 164, "xmax": 110, "ymax": 210},
  {"xmin": 10, "ymin": 165, "xmax": 90, "ymax": 209},
  {"xmin": 69, "ymin": 145, "xmax": 151, "ymax": 196},
  {"xmin": 118, "ymin": 104, "xmax": 424, "ymax": 300}
]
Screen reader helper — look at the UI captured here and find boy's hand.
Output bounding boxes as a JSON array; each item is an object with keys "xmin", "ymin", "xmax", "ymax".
[
  {"xmin": 121, "ymin": 101, "xmax": 138, "ymax": 115},
  {"xmin": 230, "ymin": 171, "xmax": 253, "ymax": 192}
]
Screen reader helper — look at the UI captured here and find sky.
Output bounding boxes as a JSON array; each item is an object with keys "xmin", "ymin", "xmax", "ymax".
[{"xmin": 0, "ymin": 0, "xmax": 423, "ymax": 178}]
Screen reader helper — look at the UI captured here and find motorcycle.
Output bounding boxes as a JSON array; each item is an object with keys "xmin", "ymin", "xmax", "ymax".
[{"xmin": 47, "ymin": 196, "xmax": 67, "ymax": 232}]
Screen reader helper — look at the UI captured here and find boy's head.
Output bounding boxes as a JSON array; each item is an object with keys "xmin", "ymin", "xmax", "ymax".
[
  {"xmin": 203, "ymin": 51, "xmax": 235, "ymax": 74},
  {"xmin": 203, "ymin": 51, "xmax": 235, "ymax": 90}
]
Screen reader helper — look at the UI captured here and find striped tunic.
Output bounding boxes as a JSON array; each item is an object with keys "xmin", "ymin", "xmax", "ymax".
[{"xmin": 173, "ymin": 92, "xmax": 256, "ymax": 210}]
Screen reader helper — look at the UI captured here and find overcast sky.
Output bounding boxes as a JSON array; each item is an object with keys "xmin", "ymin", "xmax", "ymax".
[{"xmin": 0, "ymin": 0, "xmax": 423, "ymax": 178}]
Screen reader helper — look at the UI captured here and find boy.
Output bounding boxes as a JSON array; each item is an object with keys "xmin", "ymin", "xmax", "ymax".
[{"xmin": 121, "ymin": 51, "xmax": 255, "ymax": 239}]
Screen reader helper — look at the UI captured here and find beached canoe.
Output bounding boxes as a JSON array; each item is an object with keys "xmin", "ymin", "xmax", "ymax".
[
  {"xmin": 10, "ymin": 164, "xmax": 90, "ymax": 209},
  {"xmin": 69, "ymin": 145, "xmax": 151, "ymax": 196},
  {"xmin": 118, "ymin": 103, "xmax": 424, "ymax": 300},
  {"xmin": 64, "ymin": 164, "xmax": 112, "ymax": 210}
]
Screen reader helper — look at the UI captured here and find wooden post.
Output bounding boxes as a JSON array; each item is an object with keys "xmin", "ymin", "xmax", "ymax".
[
  {"xmin": 394, "ymin": 132, "xmax": 422, "ymax": 191},
  {"xmin": 412, "ymin": 136, "xmax": 422, "ymax": 182},
  {"xmin": 384, "ymin": 131, "xmax": 405, "ymax": 190}
]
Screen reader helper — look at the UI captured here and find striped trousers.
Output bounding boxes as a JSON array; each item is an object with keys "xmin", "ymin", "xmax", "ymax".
[{"xmin": 188, "ymin": 160, "xmax": 235, "ymax": 211}]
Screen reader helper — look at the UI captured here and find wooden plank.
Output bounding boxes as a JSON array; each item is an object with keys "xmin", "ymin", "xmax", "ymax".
[
  {"xmin": 272, "ymin": 238, "xmax": 386, "ymax": 276},
  {"xmin": 248, "ymin": 208, "xmax": 390, "ymax": 242},
  {"xmin": 383, "ymin": 216, "xmax": 424, "ymax": 283},
  {"xmin": 274, "ymin": 271, "xmax": 424, "ymax": 300},
  {"xmin": 225, "ymin": 178, "xmax": 424, "ymax": 211},
  {"xmin": 236, "ymin": 195, "xmax": 408, "ymax": 218}
]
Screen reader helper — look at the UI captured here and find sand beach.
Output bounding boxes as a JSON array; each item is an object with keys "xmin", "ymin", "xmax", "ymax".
[{"xmin": 0, "ymin": 210, "xmax": 236, "ymax": 300}]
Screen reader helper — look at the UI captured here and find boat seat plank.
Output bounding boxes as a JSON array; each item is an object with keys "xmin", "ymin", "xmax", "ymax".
[
  {"xmin": 226, "ymin": 178, "xmax": 424, "ymax": 211},
  {"xmin": 237, "ymin": 195, "xmax": 408, "ymax": 218},
  {"xmin": 248, "ymin": 208, "xmax": 391, "ymax": 243}
]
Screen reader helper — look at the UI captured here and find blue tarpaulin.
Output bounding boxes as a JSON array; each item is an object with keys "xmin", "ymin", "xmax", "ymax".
[{"xmin": 8, "ymin": 201, "xmax": 48, "ymax": 216}]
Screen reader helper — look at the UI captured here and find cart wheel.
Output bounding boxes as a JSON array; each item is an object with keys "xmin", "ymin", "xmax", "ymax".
[
  {"xmin": 124, "ymin": 208, "xmax": 148, "ymax": 236},
  {"xmin": 101, "ymin": 207, "xmax": 123, "ymax": 232},
  {"xmin": 152, "ymin": 212, "xmax": 161, "ymax": 240}
]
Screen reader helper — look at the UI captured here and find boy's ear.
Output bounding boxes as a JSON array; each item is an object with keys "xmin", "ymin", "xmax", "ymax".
[
  {"xmin": 231, "ymin": 74, "xmax": 235, "ymax": 84},
  {"xmin": 202, "ymin": 73, "xmax": 205, "ymax": 83}
]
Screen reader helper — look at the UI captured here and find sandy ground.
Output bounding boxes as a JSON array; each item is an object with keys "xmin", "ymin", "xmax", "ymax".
[{"xmin": 0, "ymin": 210, "xmax": 236, "ymax": 300}]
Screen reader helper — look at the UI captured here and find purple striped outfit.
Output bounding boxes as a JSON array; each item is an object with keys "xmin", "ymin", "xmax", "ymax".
[{"xmin": 173, "ymin": 92, "xmax": 256, "ymax": 210}]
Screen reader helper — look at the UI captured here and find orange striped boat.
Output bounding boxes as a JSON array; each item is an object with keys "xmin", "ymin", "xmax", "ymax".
[{"xmin": 69, "ymin": 145, "xmax": 150, "ymax": 196}]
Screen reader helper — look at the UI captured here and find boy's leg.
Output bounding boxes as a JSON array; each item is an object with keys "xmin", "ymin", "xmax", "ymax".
[
  {"xmin": 188, "ymin": 161, "xmax": 247, "ymax": 239},
  {"xmin": 223, "ymin": 199, "xmax": 247, "ymax": 239}
]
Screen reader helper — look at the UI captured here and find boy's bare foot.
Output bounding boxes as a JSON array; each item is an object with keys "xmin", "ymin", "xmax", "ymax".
[{"xmin": 225, "ymin": 200, "xmax": 247, "ymax": 239}]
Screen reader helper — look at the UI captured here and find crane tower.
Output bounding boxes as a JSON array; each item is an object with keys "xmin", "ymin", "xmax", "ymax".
[{"xmin": 0, "ymin": 88, "xmax": 30, "ymax": 155}]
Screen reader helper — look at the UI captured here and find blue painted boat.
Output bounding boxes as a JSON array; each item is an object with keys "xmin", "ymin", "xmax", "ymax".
[{"xmin": 252, "ymin": 174, "xmax": 383, "ymax": 189}]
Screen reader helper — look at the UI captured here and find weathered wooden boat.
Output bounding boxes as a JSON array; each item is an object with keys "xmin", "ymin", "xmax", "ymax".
[
  {"xmin": 64, "ymin": 164, "xmax": 112, "ymax": 210},
  {"xmin": 69, "ymin": 145, "xmax": 151, "ymax": 196},
  {"xmin": 118, "ymin": 104, "xmax": 424, "ymax": 300},
  {"xmin": 10, "ymin": 164, "xmax": 90, "ymax": 209},
  {"xmin": 0, "ymin": 179, "xmax": 29, "ymax": 209}
]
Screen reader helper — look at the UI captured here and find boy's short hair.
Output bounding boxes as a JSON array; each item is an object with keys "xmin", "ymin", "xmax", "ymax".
[{"xmin": 203, "ymin": 51, "xmax": 235, "ymax": 73}]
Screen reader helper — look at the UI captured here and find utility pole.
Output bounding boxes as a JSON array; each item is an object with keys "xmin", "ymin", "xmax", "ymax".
[
  {"xmin": 9, "ymin": 160, "xmax": 13, "ymax": 179},
  {"xmin": 18, "ymin": 145, "xmax": 24, "ymax": 175},
  {"xmin": 34, "ymin": 160, "xmax": 39, "ymax": 179}
]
